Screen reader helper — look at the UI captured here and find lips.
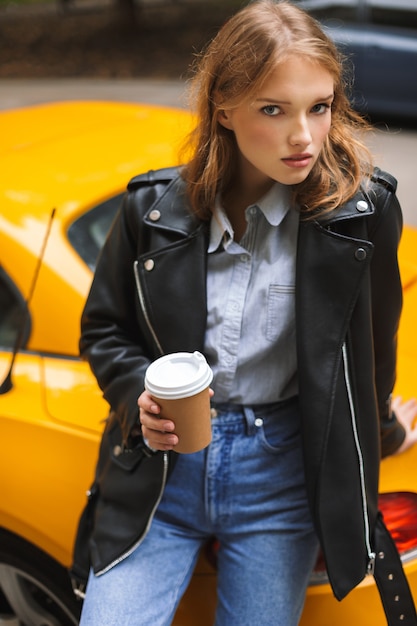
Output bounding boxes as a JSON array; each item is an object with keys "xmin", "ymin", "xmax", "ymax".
[{"xmin": 282, "ymin": 153, "xmax": 313, "ymax": 168}]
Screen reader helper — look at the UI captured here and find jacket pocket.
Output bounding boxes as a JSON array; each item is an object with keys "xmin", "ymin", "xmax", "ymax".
[
  {"xmin": 108, "ymin": 419, "xmax": 148, "ymax": 472},
  {"xmin": 71, "ymin": 413, "xmax": 167, "ymax": 579}
]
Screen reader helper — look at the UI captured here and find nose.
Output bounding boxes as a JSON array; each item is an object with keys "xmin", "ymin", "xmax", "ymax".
[{"xmin": 288, "ymin": 115, "xmax": 312, "ymax": 146}]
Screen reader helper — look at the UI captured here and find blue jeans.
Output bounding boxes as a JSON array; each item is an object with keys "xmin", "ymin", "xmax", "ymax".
[{"xmin": 80, "ymin": 397, "xmax": 319, "ymax": 626}]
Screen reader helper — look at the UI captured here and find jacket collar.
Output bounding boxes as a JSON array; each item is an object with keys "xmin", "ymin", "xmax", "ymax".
[
  {"xmin": 142, "ymin": 175, "xmax": 203, "ymax": 236},
  {"xmin": 142, "ymin": 175, "xmax": 375, "ymax": 234},
  {"xmin": 320, "ymin": 186, "xmax": 375, "ymax": 225}
]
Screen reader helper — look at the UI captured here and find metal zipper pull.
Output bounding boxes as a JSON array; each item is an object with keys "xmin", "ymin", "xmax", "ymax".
[{"xmin": 367, "ymin": 552, "xmax": 376, "ymax": 576}]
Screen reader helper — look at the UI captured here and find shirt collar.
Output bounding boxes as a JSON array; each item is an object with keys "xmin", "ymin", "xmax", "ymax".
[{"xmin": 208, "ymin": 182, "xmax": 292, "ymax": 253}]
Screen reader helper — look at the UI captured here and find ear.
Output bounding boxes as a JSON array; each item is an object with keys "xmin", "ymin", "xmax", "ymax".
[{"xmin": 218, "ymin": 109, "xmax": 234, "ymax": 130}]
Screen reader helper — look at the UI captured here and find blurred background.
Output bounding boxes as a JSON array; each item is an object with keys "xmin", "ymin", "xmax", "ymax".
[{"xmin": 1, "ymin": 0, "xmax": 417, "ymax": 224}]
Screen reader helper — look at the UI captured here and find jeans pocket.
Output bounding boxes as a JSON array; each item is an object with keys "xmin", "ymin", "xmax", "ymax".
[{"xmin": 256, "ymin": 404, "xmax": 301, "ymax": 454}]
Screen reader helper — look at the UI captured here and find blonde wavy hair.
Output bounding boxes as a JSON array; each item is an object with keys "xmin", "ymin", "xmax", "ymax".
[{"xmin": 181, "ymin": 0, "xmax": 373, "ymax": 220}]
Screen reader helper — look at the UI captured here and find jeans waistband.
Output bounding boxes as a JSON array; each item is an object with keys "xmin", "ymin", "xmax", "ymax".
[
  {"xmin": 211, "ymin": 395, "xmax": 298, "ymax": 414},
  {"xmin": 209, "ymin": 395, "xmax": 300, "ymax": 431}
]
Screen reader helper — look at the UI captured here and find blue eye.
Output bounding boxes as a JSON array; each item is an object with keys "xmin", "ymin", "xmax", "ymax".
[
  {"xmin": 262, "ymin": 105, "xmax": 280, "ymax": 116},
  {"xmin": 311, "ymin": 103, "xmax": 331, "ymax": 114}
]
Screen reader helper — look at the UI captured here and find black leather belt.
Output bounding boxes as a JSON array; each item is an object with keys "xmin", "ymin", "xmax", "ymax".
[{"xmin": 373, "ymin": 513, "xmax": 417, "ymax": 625}]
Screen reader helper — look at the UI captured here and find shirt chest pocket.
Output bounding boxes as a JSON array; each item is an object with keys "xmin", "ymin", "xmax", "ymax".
[{"xmin": 266, "ymin": 283, "xmax": 296, "ymax": 343}]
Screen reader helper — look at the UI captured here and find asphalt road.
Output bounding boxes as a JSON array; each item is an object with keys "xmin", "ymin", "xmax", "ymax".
[{"xmin": 1, "ymin": 77, "xmax": 416, "ymax": 227}]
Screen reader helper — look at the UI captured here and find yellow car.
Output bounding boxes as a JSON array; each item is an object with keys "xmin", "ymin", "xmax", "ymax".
[{"xmin": 0, "ymin": 101, "xmax": 416, "ymax": 625}]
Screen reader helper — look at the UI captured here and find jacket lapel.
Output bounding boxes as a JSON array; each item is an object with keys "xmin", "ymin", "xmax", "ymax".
[{"xmin": 295, "ymin": 192, "xmax": 374, "ymax": 493}]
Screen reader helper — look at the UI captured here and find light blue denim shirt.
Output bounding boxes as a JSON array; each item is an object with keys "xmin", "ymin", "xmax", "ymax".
[{"xmin": 204, "ymin": 182, "xmax": 299, "ymax": 404}]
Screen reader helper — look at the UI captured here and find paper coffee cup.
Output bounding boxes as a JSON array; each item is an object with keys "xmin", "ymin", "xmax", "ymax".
[{"xmin": 144, "ymin": 351, "xmax": 213, "ymax": 454}]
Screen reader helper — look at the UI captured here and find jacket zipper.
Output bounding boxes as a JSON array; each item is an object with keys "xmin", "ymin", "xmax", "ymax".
[
  {"xmin": 93, "ymin": 260, "xmax": 169, "ymax": 578},
  {"xmin": 133, "ymin": 260, "xmax": 164, "ymax": 356},
  {"xmin": 95, "ymin": 451, "xmax": 169, "ymax": 578},
  {"xmin": 342, "ymin": 342, "xmax": 376, "ymax": 576}
]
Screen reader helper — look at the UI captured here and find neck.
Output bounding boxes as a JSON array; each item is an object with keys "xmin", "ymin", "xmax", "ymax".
[{"xmin": 222, "ymin": 176, "xmax": 274, "ymax": 241}]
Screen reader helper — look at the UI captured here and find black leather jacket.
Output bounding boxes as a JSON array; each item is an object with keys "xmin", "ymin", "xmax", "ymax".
[{"xmin": 72, "ymin": 166, "xmax": 405, "ymax": 602}]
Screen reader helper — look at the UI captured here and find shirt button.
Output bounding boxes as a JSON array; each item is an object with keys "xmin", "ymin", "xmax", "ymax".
[
  {"xmin": 240, "ymin": 254, "xmax": 249, "ymax": 262},
  {"xmin": 254, "ymin": 418, "xmax": 263, "ymax": 427}
]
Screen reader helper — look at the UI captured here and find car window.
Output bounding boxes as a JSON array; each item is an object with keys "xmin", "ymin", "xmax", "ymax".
[
  {"xmin": 67, "ymin": 193, "xmax": 124, "ymax": 271},
  {"xmin": 295, "ymin": 0, "xmax": 357, "ymax": 21},
  {"xmin": 296, "ymin": 0, "xmax": 417, "ymax": 26},
  {"xmin": 368, "ymin": 1, "xmax": 417, "ymax": 28},
  {"xmin": 0, "ymin": 266, "xmax": 29, "ymax": 349}
]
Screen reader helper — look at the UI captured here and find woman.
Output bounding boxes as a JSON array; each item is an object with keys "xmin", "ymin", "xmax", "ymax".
[{"xmin": 71, "ymin": 1, "xmax": 417, "ymax": 624}]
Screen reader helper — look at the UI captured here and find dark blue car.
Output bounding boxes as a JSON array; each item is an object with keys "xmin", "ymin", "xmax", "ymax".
[{"xmin": 297, "ymin": 0, "xmax": 417, "ymax": 119}]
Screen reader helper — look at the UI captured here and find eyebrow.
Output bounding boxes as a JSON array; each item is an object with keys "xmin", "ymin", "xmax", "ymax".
[{"xmin": 255, "ymin": 94, "xmax": 334, "ymax": 104}]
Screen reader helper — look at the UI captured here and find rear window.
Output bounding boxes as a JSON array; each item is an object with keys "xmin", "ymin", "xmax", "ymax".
[
  {"xmin": 67, "ymin": 193, "xmax": 123, "ymax": 271},
  {"xmin": 0, "ymin": 266, "xmax": 29, "ymax": 349}
]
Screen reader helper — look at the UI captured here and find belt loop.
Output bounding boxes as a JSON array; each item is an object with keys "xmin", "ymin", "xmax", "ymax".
[{"xmin": 242, "ymin": 406, "xmax": 256, "ymax": 435}]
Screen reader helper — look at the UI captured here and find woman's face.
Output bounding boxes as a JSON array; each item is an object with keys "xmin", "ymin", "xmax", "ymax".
[{"xmin": 218, "ymin": 56, "xmax": 334, "ymax": 196}]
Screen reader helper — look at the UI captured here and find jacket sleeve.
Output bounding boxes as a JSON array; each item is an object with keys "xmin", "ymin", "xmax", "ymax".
[
  {"xmin": 367, "ymin": 172, "xmax": 405, "ymax": 457},
  {"xmin": 79, "ymin": 189, "xmax": 157, "ymax": 443}
]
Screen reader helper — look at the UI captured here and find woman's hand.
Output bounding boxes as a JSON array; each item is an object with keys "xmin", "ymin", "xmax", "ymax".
[
  {"xmin": 393, "ymin": 396, "xmax": 417, "ymax": 454},
  {"xmin": 137, "ymin": 390, "xmax": 179, "ymax": 451}
]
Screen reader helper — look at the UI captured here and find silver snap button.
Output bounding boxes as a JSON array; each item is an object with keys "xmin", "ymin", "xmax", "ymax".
[
  {"xmin": 378, "ymin": 551, "xmax": 385, "ymax": 559},
  {"xmin": 356, "ymin": 200, "xmax": 368, "ymax": 212},
  {"xmin": 144, "ymin": 259, "xmax": 155, "ymax": 271},
  {"xmin": 254, "ymin": 418, "xmax": 263, "ymax": 427},
  {"xmin": 388, "ymin": 573, "xmax": 394, "ymax": 580},
  {"xmin": 149, "ymin": 209, "xmax": 161, "ymax": 221},
  {"xmin": 355, "ymin": 247, "xmax": 367, "ymax": 261}
]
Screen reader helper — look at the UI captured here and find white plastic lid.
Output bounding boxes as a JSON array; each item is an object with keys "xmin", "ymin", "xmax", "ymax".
[{"xmin": 144, "ymin": 351, "xmax": 213, "ymax": 399}]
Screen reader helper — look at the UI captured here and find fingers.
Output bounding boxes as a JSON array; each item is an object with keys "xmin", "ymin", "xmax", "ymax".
[
  {"xmin": 396, "ymin": 427, "xmax": 417, "ymax": 454},
  {"xmin": 392, "ymin": 396, "xmax": 417, "ymax": 429},
  {"xmin": 392, "ymin": 396, "xmax": 417, "ymax": 428},
  {"xmin": 137, "ymin": 390, "xmax": 178, "ymax": 451},
  {"xmin": 392, "ymin": 396, "xmax": 417, "ymax": 455},
  {"xmin": 138, "ymin": 389, "xmax": 161, "ymax": 416}
]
